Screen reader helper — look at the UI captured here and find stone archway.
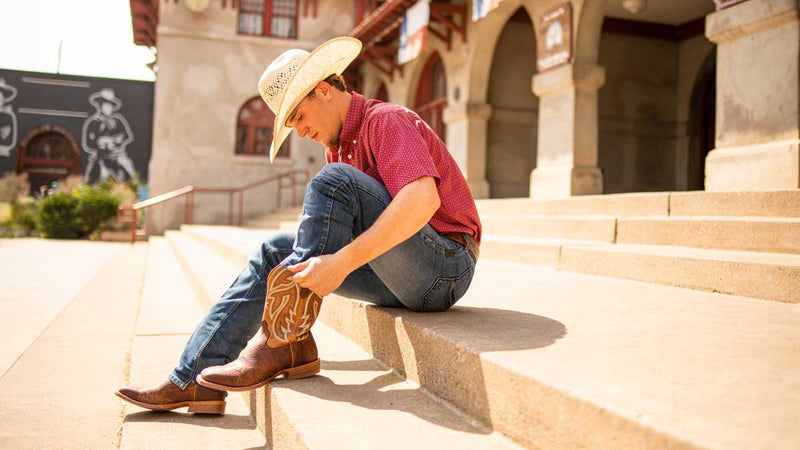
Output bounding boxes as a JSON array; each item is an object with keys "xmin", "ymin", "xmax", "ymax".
[
  {"xmin": 687, "ymin": 49, "xmax": 716, "ymax": 190},
  {"xmin": 486, "ymin": 7, "xmax": 539, "ymax": 198},
  {"xmin": 16, "ymin": 125, "xmax": 82, "ymax": 194}
]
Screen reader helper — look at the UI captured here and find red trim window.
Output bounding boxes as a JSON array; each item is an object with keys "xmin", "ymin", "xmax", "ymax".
[
  {"xmin": 239, "ymin": 0, "xmax": 299, "ymax": 39},
  {"xmin": 414, "ymin": 52, "xmax": 447, "ymax": 143},
  {"xmin": 236, "ymin": 97, "xmax": 290, "ymax": 158}
]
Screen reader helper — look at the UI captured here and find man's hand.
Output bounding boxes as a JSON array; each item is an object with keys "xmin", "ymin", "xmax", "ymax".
[{"xmin": 287, "ymin": 254, "xmax": 351, "ymax": 297}]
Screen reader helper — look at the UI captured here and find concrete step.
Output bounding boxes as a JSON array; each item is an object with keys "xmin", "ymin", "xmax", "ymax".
[
  {"xmin": 477, "ymin": 190, "xmax": 800, "ymax": 218},
  {"xmin": 479, "ymin": 235, "xmax": 597, "ymax": 267},
  {"xmin": 243, "ymin": 219, "xmax": 301, "ymax": 230},
  {"xmin": 247, "ymin": 322, "xmax": 520, "ymax": 449},
  {"xmin": 168, "ymin": 225, "xmax": 800, "ymax": 448},
  {"xmin": 477, "ymin": 192, "xmax": 669, "ymax": 217},
  {"xmin": 320, "ymin": 261, "xmax": 800, "ymax": 449},
  {"xmin": 480, "ymin": 215, "xmax": 618, "ymax": 242},
  {"xmin": 670, "ymin": 190, "xmax": 800, "ymax": 217},
  {"xmin": 167, "ymin": 230, "xmax": 522, "ymax": 448},
  {"xmin": 119, "ymin": 237, "xmax": 264, "ymax": 449},
  {"xmin": 184, "ymin": 224, "xmax": 800, "ymax": 303},
  {"xmin": 558, "ymin": 243, "xmax": 800, "ymax": 303},
  {"xmin": 617, "ymin": 216, "xmax": 800, "ymax": 254},
  {"xmin": 165, "ymin": 230, "xmax": 243, "ymax": 310},
  {"xmin": 0, "ymin": 242, "xmax": 147, "ymax": 448}
]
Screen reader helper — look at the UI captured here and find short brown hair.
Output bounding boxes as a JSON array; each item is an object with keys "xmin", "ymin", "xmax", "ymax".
[{"xmin": 308, "ymin": 74, "xmax": 347, "ymax": 96}]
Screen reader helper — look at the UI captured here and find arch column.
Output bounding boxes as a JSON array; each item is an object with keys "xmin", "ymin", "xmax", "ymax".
[
  {"xmin": 443, "ymin": 102, "xmax": 492, "ymax": 198},
  {"xmin": 530, "ymin": 62, "xmax": 605, "ymax": 198},
  {"xmin": 704, "ymin": 0, "xmax": 800, "ymax": 191}
]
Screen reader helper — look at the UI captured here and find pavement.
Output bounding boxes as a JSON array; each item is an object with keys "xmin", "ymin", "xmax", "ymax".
[{"xmin": 0, "ymin": 238, "xmax": 265, "ymax": 449}]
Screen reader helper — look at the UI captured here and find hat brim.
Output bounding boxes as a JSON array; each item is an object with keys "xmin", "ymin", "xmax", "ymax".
[
  {"xmin": 269, "ymin": 37, "xmax": 362, "ymax": 162},
  {"xmin": 90, "ymin": 97, "xmax": 122, "ymax": 110}
]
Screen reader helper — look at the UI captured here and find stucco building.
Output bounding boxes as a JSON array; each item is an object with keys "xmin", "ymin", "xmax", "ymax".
[{"xmin": 131, "ymin": 0, "xmax": 799, "ymax": 233}]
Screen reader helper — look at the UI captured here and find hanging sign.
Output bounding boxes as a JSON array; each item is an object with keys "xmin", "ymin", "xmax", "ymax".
[
  {"xmin": 536, "ymin": 3, "xmax": 573, "ymax": 72},
  {"xmin": 398, "ymin": 0, "xmax": 430, "ymax": 65},
  {"xmin": 472, "ymin": 0, "xmax": 503, "ymax": 21}
]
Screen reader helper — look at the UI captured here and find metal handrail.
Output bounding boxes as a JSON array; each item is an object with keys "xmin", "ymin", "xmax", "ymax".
[{"xmin": 118, "ymin": 168, "xmax": 309, "ymax": 244}]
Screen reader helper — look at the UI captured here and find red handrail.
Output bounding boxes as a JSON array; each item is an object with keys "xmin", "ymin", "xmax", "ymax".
[{"xmin": 118, "ymin": 169, "xmax": 309, "ymax": 244}]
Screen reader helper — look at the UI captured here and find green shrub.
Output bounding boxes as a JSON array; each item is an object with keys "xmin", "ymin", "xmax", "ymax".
[
  {"xmin": 11, "ymin": 197, "xmax": 39, "ymax": 231},
  {"xmin": 38, "ymin": 193, "xmax": 80, "ymax": 239},
  {"xmin": 74, "ymin": 185, "xmax": 120, "ymax": 238}
]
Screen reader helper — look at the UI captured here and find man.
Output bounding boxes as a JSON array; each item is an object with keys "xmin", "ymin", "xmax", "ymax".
[
  {"xmin": 116, "ymin": 37, "xmax": 481, "ymax": 414},
  {"xmin": 82, "ymin": 88, "xmax": 136, "ymax": 183}
]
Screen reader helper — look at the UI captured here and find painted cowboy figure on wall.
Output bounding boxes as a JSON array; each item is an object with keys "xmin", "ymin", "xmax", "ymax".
[
  {"xmin": 81, "ymin": 88, "xmax": 136, "ymax": 183},
  {"xmin": 0, "ymin": 78, "xmax": 18, "ymax": 157}
]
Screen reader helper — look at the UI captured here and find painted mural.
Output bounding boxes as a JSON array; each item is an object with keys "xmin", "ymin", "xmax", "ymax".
[
  {"xmin": 81, "ymin": 88, "xmax": 136, "ymax": 183},
  {"xmin": 0, "ymin": 78, "xmax": 18, "ymax": 157},
  {"xmin": 0, "ymin": 69, "xmax": 153, "ymax": 192}
]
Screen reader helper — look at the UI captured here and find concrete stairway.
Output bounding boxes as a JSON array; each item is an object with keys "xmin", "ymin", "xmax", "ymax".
[{"xmin": 155, "ymin": 190, "xmax": 799, "ymax": 449}]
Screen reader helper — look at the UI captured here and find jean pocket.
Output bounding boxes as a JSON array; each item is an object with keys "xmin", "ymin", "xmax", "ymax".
[{"xmin": 421, "ymin": 266, "xmax": 474, "ymax": 312}]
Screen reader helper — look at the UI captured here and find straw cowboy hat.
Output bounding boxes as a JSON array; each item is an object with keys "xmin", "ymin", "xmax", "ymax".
[
  {"xmin": 89, "ymin": 88, "xmax": 122, "ymax": 111},
  {"xmin": 0, "ymin": 78, "xmax": 18, "ymax": 103},
  {"xmin": 258, "ymin": 37, "xmax": 362, "ymax": 162}
]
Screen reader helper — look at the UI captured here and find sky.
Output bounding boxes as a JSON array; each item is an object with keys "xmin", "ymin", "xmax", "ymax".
[{"xmin": 0, "ymin": 0, "xmax": 155, "ymax": 81}]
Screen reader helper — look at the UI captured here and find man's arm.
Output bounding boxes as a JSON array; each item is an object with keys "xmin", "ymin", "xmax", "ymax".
[{"xmin": 288, "ymin": 175, "xmax": 440, "ymax": 296}]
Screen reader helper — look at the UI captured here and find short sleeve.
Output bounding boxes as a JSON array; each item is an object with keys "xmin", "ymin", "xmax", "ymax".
[{"xmin": 366, "ymin": 111, "xmax": 440, "ymax": 198}]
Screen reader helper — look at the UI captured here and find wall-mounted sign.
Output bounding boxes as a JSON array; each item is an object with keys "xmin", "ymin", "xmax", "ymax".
[
  {"xmin": 472, "ymin": 0, "xmax": 503, "ymax": 21},
  {"xmin": 398, "ymin": 0, "xmax": 430, "ymax": 65},
  {"xmin": 536, "ymin": 3, "xmax": 573, "ymax": 72}
]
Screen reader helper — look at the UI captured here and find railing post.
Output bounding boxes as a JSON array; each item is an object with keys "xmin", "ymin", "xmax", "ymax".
[
  {"xmin": 130, "ymin": 208, "xmax": 137, "ymax": 245},
  {"xmin": 228, "ymin": 191, "xmax": 234, "ymax": 225},
  {"xmin": 291, "ymin": 172, "xmax": 297, "ymax": 205},
  {"xmin": 277, "ymin": 178, "xmax": 282, "ymax": 209},
  {"xmin": 238, "ymin": 191, "xmax": 244, "ymax": 226},
  {"xmin": 186, "ymin": 191, "xmax": 194, "ymax": 225}
]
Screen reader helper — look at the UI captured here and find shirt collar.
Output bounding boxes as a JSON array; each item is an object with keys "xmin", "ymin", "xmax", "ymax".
[{"xmin": 336, "ymin": 92, "xmax": 365, "ymax": 151}]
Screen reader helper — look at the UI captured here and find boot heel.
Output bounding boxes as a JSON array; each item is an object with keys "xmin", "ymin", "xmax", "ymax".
[
  {"xmin": 284, "ymin": 359, "xmax": 321, "ymax": 380},
  {"xmin": 188, "ymin": 401, "xmax": 226, "ymax": 414}
]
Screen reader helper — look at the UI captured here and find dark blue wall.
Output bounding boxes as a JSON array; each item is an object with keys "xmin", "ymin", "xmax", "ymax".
[{"xmin": 0, "ymin": 69, "xmax": 153, "ymax": 185}]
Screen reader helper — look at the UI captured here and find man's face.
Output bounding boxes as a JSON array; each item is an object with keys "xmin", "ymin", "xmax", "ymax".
[
  {"xmin": 285, "ymin": 83, "xmax": 342, "ymax": 148},
  {"xmin": 101, "ymin": 102, "xmax": 113, "ymax": 115}
]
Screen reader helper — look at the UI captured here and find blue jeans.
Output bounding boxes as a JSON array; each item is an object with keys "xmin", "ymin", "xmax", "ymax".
[{"xmin": 169, "ymin": 163, "xmax": 476, "ymax": 389}]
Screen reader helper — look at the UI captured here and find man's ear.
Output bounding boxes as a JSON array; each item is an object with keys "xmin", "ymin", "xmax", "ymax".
[{"xmin": 316, "ymin": 81, "xmax": 333, "ymax": 100}]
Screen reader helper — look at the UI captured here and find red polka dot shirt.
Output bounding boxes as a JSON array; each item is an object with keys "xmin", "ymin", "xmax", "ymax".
[{"xmin": 325, "ymin": 92, "xmax": 482, "ymax": 243}]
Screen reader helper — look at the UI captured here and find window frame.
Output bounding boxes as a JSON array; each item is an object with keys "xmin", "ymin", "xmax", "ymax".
[
  {"xmin": 235, "ymin": 96, "xmax": 290, "ymax": 158},
  {"xmin": 414, "ymin": 52, "xmax": 447, "ymax": 143},
  {"xmin": 238, "ymin": 0, "xmax": 300, "ymax": 40}
]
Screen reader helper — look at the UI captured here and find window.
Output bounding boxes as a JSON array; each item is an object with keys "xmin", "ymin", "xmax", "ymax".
[
  {"xmin": 236, "ymin": 97, "xmax": 290, "ymax": 157},
  {"xmin": 414, "ymin": 52, "xmax": 447, "ymax": 142},
  {"xmin": 239, "ymin": 0, "xmax": 299, "ymax": 39}
]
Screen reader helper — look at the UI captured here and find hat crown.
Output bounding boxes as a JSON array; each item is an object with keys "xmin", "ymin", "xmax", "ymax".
[{"xmin": 258, "ymin": 49, "xmax": 308, "ymax": 115}]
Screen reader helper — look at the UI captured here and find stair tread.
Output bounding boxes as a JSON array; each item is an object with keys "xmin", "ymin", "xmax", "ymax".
[
  {"xmin": 324, "ymin": 260, "xmax": 800, "ymax": 449},
  {"xmin": 265, "ymin": 322, "xmax": 520, "ymax": 449},
  {"xmin": 575, "ymin": 241, "xmax": 800, "ymax": 266},
  {"xmin": 170, "ymin": 226, "xmax": 800, "ymax": 448}
]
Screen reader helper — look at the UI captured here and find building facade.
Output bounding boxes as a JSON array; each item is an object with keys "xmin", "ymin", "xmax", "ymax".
[
  {"xmin": 0, "ymin": 69, "xmax": 153, "ymax": 193},
  {"xmin": 132, "ymin": 0, "xmax": 799, "ymax": 233}
]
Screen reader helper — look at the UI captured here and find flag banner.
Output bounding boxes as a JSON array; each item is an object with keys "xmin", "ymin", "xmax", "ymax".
[
  {"xmin": 398, "ymin": 0, "xmax": 430, "ymax": 65},
  {"xmin": 472, "ymin": 0, "xmax": 503, "ymax": 21}
]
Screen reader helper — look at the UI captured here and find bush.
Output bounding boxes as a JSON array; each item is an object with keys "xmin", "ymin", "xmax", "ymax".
[
  {"xmin": 74, "ymin": 185, "xmax": 120, "ymax": 238},
  {"xmin": 0, "ymin": 196, "xmax": 40, "ymax": 237},
  {"xmin": 38, "ymin": 193, "xmax": 81, "ymax": 239},
  {"xmin": 0, "ymin": 172, "xmax": 30, "ymax": 203}
]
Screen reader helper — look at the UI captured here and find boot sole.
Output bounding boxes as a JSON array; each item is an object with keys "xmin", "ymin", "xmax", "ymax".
[
  {"xmin": 195, "ymin": 358, "xmax": 321, "ymax": 392},
  {"xmin": 114, "ymin": 391, "xmax": 227, "ymax": 414}
]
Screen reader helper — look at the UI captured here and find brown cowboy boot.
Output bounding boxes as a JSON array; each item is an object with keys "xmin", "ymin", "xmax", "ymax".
[
  {"xmin": 195, "ymin": 265, "xmax": 322, "ymax": 392},
  {"xmin": 115, "ymin": 380, "xmax": 226, "ymax": 414}
]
